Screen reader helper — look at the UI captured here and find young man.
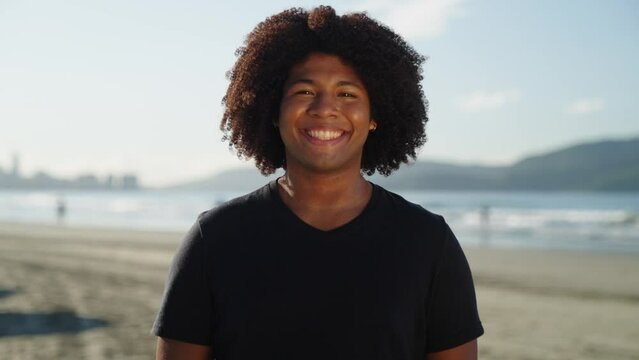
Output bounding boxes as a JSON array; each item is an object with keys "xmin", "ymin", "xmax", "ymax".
[{"xmin": 153, "ymin": 6, "xmax": 483, "ymax": 360}]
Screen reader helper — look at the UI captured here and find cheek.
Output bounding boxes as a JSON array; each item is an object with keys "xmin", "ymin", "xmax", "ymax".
[
  {"xmin": 344, "ymin": 103, "xmax": 371, "ymax": 123},
  {"xmin": 278, "ymin": 100, "xmax": 302, "ymax": 125},
  {"xmin": 276, "ymin": 111, "xmax": 296, "ymax": 141},
  {"xmin": 277, "ymin": 112, "xmax": 293, "ymax": 132}
]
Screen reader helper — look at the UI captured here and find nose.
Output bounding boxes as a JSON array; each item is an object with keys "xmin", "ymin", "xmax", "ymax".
[{"xmin": 308, "ymin": 92, "xmax": 338, "ymax": 118}]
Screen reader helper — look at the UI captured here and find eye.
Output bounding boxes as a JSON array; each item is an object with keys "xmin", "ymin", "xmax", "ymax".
[
  {"xmin": 295, "ymin": 90, "xmax": 314, "ymax": 96},
  {"xmin": 339, "ymin": 92, "xmax": 356, "ymax": 98}
]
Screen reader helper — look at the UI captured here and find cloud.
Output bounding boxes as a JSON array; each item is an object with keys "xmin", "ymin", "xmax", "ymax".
[
  {"xmin": 458, "ymin": 89, "xmax": 521, "ymax": 112},
  {"xmin": 355, "ymin": 0, "xmax": 465, "ymax": 40},
  {"xmin": 565, "ymin": 98, "xmax": 605, "ymax": 114}
]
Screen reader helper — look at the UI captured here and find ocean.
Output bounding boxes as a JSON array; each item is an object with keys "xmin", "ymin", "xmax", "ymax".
[{"xmin": 2, "ymin": 187, "xmax": 638, "ymax": 253}]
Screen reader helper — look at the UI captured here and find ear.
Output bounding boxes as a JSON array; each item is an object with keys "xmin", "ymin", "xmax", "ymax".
[{"xmin": 368, "ymin": 119, "xmax": 377, "ymax": 132}]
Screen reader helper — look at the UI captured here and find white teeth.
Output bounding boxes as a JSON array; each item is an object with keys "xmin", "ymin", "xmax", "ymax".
[{"xmin": 306, "ymin": 129, "xmax": 343, "ymax": 140}]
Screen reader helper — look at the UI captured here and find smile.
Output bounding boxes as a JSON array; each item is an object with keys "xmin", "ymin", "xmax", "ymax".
[{"xmin": 305, "ymin": 129, "xmax": 345, "ymax": 141}]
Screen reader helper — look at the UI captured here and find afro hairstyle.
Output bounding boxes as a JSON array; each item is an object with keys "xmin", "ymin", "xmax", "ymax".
[{"xmin": 221, "ymin": 5, "xmax": 428, "ymax": 176}]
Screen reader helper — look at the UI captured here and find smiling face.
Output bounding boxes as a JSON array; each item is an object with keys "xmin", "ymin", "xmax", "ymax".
[{"xmin": 278, "ymin": 52, "xmax": 377, "ymax": 175}]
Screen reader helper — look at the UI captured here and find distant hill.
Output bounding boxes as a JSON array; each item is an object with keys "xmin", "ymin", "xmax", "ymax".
[
  {"xmin": 367, "ymin": 161, "xmax": 507, "ymax": 190},
  {"xmin": 166, "ymin": 168, "xmax": 283, "ymax": 192},
  {"xmin": 164, "ymin": 136, "xmax": 639, "ymax": 192},
  {"xmin": 501, "ymin": 137, "xmax": 639, "ymax": 191}
]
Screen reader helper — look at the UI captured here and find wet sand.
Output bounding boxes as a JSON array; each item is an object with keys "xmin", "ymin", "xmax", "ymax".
[{"xmin": 0, "ymin": 222, "xmax": 638, "ymax": 359}]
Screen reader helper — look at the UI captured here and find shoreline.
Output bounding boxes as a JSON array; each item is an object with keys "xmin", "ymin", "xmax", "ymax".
[
  {"xmin": 3, "ymin": 218, "xmax": 638, "ymax": 255},
  {"xmin": 1, "ymin": 222, "xmax": 638, "ymax": 359}
]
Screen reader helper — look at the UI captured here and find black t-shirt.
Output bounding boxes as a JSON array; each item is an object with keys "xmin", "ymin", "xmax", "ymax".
[{"xmin": 152, "ymin": 181, "xmax": 483, "ymax": 359}]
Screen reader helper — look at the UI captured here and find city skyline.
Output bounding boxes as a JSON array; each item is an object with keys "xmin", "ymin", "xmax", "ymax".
[{"xmin": 1, "ymin": 0, "xmax": 638, "ymax": 186}]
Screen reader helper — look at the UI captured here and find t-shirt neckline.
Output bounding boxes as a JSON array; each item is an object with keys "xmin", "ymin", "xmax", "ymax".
[{"xmin": 268, "ymin": 178, "xmax": 380, "ymax": 236}]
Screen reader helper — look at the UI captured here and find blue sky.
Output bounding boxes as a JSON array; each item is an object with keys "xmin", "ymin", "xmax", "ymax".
[{"xmin": 1, "ymin": 0, "xmax": 637, "ymax": 186}]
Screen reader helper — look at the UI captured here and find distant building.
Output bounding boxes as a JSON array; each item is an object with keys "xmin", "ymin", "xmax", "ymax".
[
  {"xmin": 0, "ymin": 153, "xmax": 143, "ymax": 190},
  {"xmin": 75, "ymin": 174, "xmax": 100, "ymax": 188},
  {"xmin": 11, "ymin": 153, "xmax": 20, "ymax": 177},
  {"xmin": 33, "ymin": 171, "xmax": 55, "ymax": 182},
  {"xmin": 121, "ymin": 174, "xmax": 139, "ymax": 189},
  {"xmin": 105, "ymin": 174, "xmax": 114, "ymax": 189}
]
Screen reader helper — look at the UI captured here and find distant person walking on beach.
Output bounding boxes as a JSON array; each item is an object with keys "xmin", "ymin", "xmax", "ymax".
[
  {"xmin": 479, "ymin": 204, "xmax": 491, "ymax": 247},
  {"xmin": 56, "ymin": 196, "xmax": 67, "ymax": 225},
  {"xmin": 153, "ymin": 6, "xmax": 483, "ymax": 360}
]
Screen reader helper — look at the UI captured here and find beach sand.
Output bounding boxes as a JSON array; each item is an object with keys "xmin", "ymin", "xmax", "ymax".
[{"xmin": 0, "ymin": 222, "xmax": 638, "ymax": 359}]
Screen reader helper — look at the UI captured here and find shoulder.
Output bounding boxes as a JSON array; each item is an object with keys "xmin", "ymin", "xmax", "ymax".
[
  {"xmin": 371, "ymin": 183, "xmax": 453, "ymax": 256},
  {"xmin": 373, "ymin": 183, "xmax": 447, "ymax": 232},
  {"xmin": 196, "ymin": 181, "xmax": 276, "ymax": 233}
]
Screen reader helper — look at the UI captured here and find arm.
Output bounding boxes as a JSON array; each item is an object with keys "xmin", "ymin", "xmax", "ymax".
[
  {"xmin": 156, "ymin": 337, "xmax": 212, "ymax": 360},
  {"xmin": 152, "ymin": 219, "xmax": 215, "ymax": 355},
  {"xmin": 424, "ymin": 218, "xmax": 483, "ymax": 356},
  {"xmin": 426, "ymin": 339, "xmax": 477, "ymax": 360}
]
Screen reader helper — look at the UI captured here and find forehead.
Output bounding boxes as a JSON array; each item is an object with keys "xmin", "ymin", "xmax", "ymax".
[{"xmin": 286, "ymin": 52, "xmax": 364, "ymax": 85}]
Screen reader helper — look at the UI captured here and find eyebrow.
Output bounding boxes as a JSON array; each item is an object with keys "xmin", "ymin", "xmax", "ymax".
[{"xmin": 286, "ymin": 78, "xmax": 364, "ymax": 89}]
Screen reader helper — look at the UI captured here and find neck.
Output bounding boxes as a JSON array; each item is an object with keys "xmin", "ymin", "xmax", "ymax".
[
  {"xmin": 276, "ymin": 162, "xmax": 375, "ymax": 231},
  {"xmin": 277, "ymin": 166, "xmax": 371, "ymax": 211}
]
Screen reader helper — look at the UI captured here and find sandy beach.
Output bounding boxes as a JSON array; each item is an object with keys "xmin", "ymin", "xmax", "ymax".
[{"xmin": 0, "ymin": 222, "xmax": 638, "ymax": 360}]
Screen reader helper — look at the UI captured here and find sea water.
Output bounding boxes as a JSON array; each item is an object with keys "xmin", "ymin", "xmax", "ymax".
[{"xmin": 1, "ymin": 188, "xmax": 638, "ymax": 253}]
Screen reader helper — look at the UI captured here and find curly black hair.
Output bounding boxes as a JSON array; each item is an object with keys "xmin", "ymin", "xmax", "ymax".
[{"xmin": 221, "ymin": 5, "xmax": 428, "ymax": 176}]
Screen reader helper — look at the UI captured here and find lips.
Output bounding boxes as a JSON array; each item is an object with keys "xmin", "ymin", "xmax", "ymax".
[
  {"xmin": 300, "ymin": 127, "xmax": 348, "ymax": 145},
  {"xmin": 306, "ymin": 129, "xmax": 344, "ymax": 140}
]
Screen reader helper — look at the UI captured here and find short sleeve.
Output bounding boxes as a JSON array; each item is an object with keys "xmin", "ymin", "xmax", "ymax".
[
  {"xmin": 425, "ymin": 218, "xmax": 484, "ymax": 353},
  {"xmin": 152, "ymin": 217, "xmax": 214, "ymax": 345}
]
